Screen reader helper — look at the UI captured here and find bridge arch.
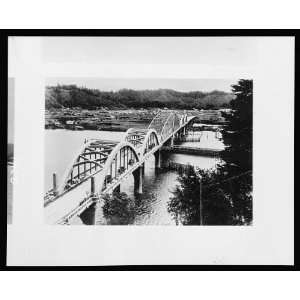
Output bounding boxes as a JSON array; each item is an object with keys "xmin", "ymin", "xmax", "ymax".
[
  {"xmin": 147, "ymin": 110, "xmax": 164, "ymax": 133},
  {"xmin": 58, "ymin": 114, "xmax": 197, "ymax": 194},
  {"xmin": 97, "ymin": 141, "xmax": 140, "ymax": 192},
  {"xmin": 185, "ymin": 115, "xmax": 199, "ymax": 127},
  {"xmin": 58, "ymin": 139, "xmax": 140, "ymax": 195},
  {"xmin": 123, "ymin": 128, "xmax": 160, "ymax": 156},
  {"xmin": 140, "ymin": 129, "xmax": 160, "ymax": 156},
  {"xmin": 148, "ymin": 110, "xmax": 183, "ymax": 142},
  {"xmin": 122, "ymin": 127, "xmax": 146, "ymax": 147},
  {"xmin": 160, "ymin": 112, "xmax": 181, "ymax": 142},
  {"xmin": 58, "ymin": 139, "xmax": 120, "ymax": 194},
  {"xmin": 180, "ymin": 114, "xmax": 188, "ymax": 125}
]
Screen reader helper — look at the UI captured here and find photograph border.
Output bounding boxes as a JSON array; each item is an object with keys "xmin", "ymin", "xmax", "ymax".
[{"xmin": 0, "ymin": 29, "xmax": 297, "ymax": 271}]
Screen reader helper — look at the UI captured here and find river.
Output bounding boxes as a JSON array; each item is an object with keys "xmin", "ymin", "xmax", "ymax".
[{"xmin": 45, "ymin": 129, "xmax": 224, "ymax": 225}]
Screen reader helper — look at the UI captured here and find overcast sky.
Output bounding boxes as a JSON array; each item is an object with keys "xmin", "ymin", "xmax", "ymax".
[
  {"xmin": 42, "ymin": 37, "xmax": 255, "ymax": 92},
  {"xmin": 46, "ymin": 77, "xmax": 236, "ymax": 92}
]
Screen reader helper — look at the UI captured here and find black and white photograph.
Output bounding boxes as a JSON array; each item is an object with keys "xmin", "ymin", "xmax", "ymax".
[
  {"xmin": 4, "ymin": 34, "xmax": 294, "ymax": 267},
  {"xmin": 41, "ymin": 37, "xmax": 255, "ymax": 226},
  {"xmin": 44, "ymin": 76, "xmax": 252, "ymax": 226}
]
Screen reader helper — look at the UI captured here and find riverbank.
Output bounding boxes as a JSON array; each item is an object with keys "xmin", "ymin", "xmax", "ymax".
[
  {"xmin": 45, "ymin": 108, "xmax": 155, "ymax": 131},
  {"xmin": 45, "ymin": 108, "xmax": 227, "ymax": 131}
]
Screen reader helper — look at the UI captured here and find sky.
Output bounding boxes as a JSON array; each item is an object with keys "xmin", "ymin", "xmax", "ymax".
[
  {"xmin": 45, "ymin": 77, "xmax": 236, "ymax": 93},
  {"xmin": 42, "ymin": 37, "xmax": 255, "ymax": 92}
]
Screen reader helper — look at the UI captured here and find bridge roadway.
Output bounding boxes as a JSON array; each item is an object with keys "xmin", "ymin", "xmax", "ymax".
[{"xmin": 44, "ymin": 112, "xmax": 196, "ymax": 224}]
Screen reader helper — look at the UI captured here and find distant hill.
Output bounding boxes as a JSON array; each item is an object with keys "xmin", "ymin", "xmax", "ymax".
[{"xmin": 45, "ymin": 85, "xmax": 234, "ymax": 110}]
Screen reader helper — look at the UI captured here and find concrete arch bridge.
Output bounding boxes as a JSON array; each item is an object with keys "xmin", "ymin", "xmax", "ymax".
[{"xmin": 44, "ymin": 110, "xmax": 196, "ymax": 224}]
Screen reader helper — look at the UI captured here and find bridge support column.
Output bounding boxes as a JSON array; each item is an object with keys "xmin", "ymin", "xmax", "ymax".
[
  {"xmin": 133, "ymin": 166, "xmax": 143, "ymax": 194},
  {"xmin": 154, "ymin": 150, "xmax": 161, "ymax": 169},
  {"xmin": 170, "ymin": 134, "xmax": 175, "ymax": 147},
  {"xmin": 90, "ymin": 176, "xmax": 95, "ymax": 195},
  {"xmin": 142, "ymin": 162, "xmax": 145, "ymax": 175}
]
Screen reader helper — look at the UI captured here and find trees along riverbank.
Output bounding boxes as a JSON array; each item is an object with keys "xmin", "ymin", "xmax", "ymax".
[
  {"xmin": 168, "ymin": 79, "xmax": 253, "ymax": 225},
  {"xmin": 102, "ymin": 192, "xmax": 136, "ymax": 225}
]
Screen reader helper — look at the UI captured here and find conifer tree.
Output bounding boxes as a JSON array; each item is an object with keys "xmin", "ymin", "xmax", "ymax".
[
  {"xmin": 219, "ymin": 79, "xmax": 253, "ymax": 224},
  {"xmin": 168, "ymin": 79, "xmax": 253, "ymax": 225}
]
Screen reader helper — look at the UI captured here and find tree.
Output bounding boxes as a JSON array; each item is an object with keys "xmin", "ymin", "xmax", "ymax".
[
  {"xmin": 46, "ymin": 85, "xmax": 234, "ymax": 110},
  {"xmin": 168, "ymin": 167, "xmax": 234, "ymax": 225},
  {"xmin": 102, "ymin": 191, "xmax": 135, "ymax": 225},
  {"xmin": 219, "ymin": 79, "xmax": 253, "ymax": 224},
  {"xmin": 221, "ymin": 79, "xmax": 253, "ymax": 173},
  {"xmin": 168, "ymin": 79, "xmax": 253, "ymax": 225}
]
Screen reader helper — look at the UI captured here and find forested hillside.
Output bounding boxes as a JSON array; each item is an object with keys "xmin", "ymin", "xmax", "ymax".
[{"xmin": 46, "ymin": 85, "xmax": 234, "ymax": 110}]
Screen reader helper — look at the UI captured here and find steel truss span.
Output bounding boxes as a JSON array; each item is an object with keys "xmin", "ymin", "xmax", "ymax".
[
  {"xmin": 59, "ymin": 139, "xmax": 140, "ymax": 195},
  {"xmin": 44, "ymin": 110, "xmax": 195, "ymax": 224},
  {"xmin": 123, "ymin": 128, "xmax": 160, "ymax": 156}
]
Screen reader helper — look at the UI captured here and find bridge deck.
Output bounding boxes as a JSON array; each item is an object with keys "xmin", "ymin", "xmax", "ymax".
[{"xmin": 44, "ymin": 114, "xmax": 197, "ymax": 224}]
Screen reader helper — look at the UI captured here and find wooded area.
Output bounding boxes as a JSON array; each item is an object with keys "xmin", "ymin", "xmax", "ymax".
[{"xmin": 46, "ymin": 85, "xmax": 234, "ymax": 110}]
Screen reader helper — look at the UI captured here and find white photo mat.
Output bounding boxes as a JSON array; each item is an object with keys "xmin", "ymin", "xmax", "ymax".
[{"xmin": 7, "ymin": 36, "xmax": 294, "ymax": 266}]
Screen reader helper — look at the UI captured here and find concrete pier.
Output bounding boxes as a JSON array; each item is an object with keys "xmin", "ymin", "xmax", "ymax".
[{"xmin": 154, "ymin": 150, "xmax": 161, "ymax": 168}]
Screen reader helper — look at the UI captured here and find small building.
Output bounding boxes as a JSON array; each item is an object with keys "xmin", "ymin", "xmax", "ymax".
[{"xmin": 66, "ymin": 120, "xmax": 75, "ymax": 125}]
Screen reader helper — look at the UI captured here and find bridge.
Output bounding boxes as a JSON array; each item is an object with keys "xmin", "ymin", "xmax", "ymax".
[{"xmin": 44, "ymin": 110, "xmax": 199, "ymax": 224}]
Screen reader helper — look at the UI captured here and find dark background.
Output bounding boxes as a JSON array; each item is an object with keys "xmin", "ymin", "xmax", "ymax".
[{"xmin": 0, "ymin": 29, "xmax": 297, "ymax": 271}]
